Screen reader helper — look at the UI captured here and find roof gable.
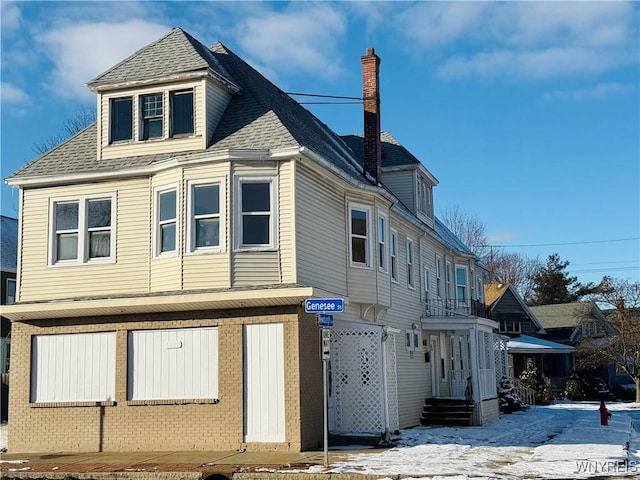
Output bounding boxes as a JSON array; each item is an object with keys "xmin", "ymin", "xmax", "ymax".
[
  {"xmin": 485, "ymin": 283, "xmax": 545, "ymax": 333},
  {"xmin": 88, "ymin": 28, "xmax": 236, "ymax": 89}
]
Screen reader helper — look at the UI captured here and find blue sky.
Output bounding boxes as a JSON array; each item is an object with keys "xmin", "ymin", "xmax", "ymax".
[{"xmin": 1, "ymin": 1, "xmax": 638, "ymax": 286}]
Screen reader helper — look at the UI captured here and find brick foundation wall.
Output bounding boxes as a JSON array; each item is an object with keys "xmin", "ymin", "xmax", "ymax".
[{"xmin": 7, "ymin": 306, "xmax": 320, "ymax": 453}]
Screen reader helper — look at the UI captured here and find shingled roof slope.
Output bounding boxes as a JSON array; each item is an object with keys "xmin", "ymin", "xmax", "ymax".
[
  {"xmin": 88, "ymin": 28, "xmax": 235, "ymax": 88},
  {"xmin": 341, "ymin": 131, "xmax": 421, "ymax": 168},
  {"xmin": 529, "ymin": 302, "xmax": 587, "ymax": 329},
  {"xmin": 8, "ymin": 35, "xmax": 363, "ymax": 182}
]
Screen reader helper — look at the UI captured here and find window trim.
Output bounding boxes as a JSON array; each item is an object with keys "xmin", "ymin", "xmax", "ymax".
[
  {"xmin": 6, "ymin": 278, "xmax": 16, "ymax": 304},
  {"xmin": 109, "ymin": 96, "xmax": 133, "ymax": 143},
  {"xmin": 48, "ymin": 194, "xmax": 116, "ymax": 266},
  {"xmin": 406, "ymin": 237, "xmax": 415, "ymax": 289},
  {"xmin": 348, "ymin": 203, "xmax": 373, "ymax": 268},
  {"xmin": 377, "ymin": 213, "xmax": 388, "ymax": 273},
  {"xmin": 141, "ymin": 93, "xmax": 164, "ymax": 140},
  {"xmin": 405, "ymin": 328, "xmax": 423, "ymax": 353},
  {"xmin": 389, "ymin": 228, "xmax": 399, "ymax": 282},
  {"xmin": 435, "ymin": 254, "xmax": 443, "ymax": 299},
  {"xmin": 455, "ymin": 264, "xmax": 469, "ymax": 306},
  {"xmin": 446, "ymin": 260, "xmax": 452, "ymax": 300},
  {"xmin": 153, "ymin": 185, "xmax": 179, "ymax": 258},
  {"xmin": 186, "ymin": 178, "xmax": 225, "ymax": 254},
  {"xmin": 234, "ymin": 176, "xmax": 278, "ymax": 252}
]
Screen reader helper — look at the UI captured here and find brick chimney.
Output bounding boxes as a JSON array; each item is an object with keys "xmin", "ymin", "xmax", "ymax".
[{"xmin": 361, "ymin": 47, "xmax": 381, "ymax": 184}]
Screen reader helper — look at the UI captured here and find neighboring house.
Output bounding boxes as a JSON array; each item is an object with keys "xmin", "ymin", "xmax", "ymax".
[
  {"xmin": 485, "ymin": 283, "xmax": 575, "ymax": 393},
  {"xmin": 3, "ymin": 29, "xmax": 501, "ymax": 454},
  {"xmin": 1, "ymin": 215, "xmax": 18, "ymax": 422},
  {"xmin": 530, "ymin": 302, "xmax": 630, "ymax": 387}
]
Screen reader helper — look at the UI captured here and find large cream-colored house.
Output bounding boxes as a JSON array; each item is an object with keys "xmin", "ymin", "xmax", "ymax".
[{"xmin": 3, "ymin": 29, "xmax": 502, "ymax": 454}]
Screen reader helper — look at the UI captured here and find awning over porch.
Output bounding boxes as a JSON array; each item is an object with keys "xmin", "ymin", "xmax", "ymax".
[{"xmin": 507, "ymin": 335, "xmax": 575, "ymax": 354}]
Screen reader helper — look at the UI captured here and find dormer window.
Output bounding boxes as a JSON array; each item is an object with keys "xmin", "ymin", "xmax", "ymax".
[
  {"xmin": 142, "ymin": 94, "xmax": 163, "ymax": 139},
  {"xmin": 110, "ymin": 97, "xmax": 133, "ymax": 142},
  {"xmin": 108, "ymin": 89, "xmax": 194, "ymax": 145}
]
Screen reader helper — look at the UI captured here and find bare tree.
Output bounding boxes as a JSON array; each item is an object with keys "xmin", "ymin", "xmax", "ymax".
[
  {"xmin": 440, "ymin": 204, "xmax": 489, "ymax": 258},
  {"xmin": 576, "ymin": 276, "xmax": 640, "ymax": 402},
  {"xmin": 32, "ymin": 104, "xmax": 96, "ymax": 155},
  {"xmin": 485, "ymin": 249, "xmax": 542, "ymax": 303}
]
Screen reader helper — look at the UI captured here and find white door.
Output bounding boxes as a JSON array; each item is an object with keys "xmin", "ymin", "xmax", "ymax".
[
  {"xmin": 244, "ymin": 323, "xmax": 285, "ymax": 442},
  {"xmin": 430, "ymin": 336, "xmax": 439, "ymax": 397}
]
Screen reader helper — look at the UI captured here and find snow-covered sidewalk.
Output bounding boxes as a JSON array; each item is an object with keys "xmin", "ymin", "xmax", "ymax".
[{"xmin": 320, "ymin": 401, "xmax": 640, "ymax": 479}]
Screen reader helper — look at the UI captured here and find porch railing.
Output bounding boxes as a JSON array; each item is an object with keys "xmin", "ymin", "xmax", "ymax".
[
  {"xmin": 425, "ymin": 299, "xmax": 490, "ymax": 319},
  {"xmin": 479, "ymin": 369, "xmax": 497, "ymax": 399},
  {"xmin": 513, "ymin": 378, "xmax": 536, "ymax": 406}
]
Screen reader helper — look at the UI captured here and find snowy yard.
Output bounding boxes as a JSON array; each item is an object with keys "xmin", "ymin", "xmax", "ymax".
[{"xmin": 315, "ymin": 401, "xmax": 640, "ymax": 479}]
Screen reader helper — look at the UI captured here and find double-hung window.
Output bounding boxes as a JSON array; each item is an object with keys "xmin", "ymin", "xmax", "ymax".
[
  {"xmin": 156, "ymin": 188, "xmax": 177, "ymax": 255},
  {"xmin": 349, "ymin": 204, "xmax": 371, "ymax": 267},
  {"xmin": 188, "ymin": 180, "xmax": 224, "ymax": 252},
  {"xmin": 50, "ymin": 196, "xmax": 114, "ymax": 265},
  {"xmin": 435, "ymin": 255, "xmax": 442, "ymax": 298},
  {"xmin": 389, "ymin": 229, "xmax": 398, "ymax": 281},
  {"xmin": 455, "ymin": 265, "xmax": 468, "ymax": 306},
  {"xmin": 170, "ymin": 90, "xmax": 194, "ymax": 136},
  {"xmin": 110, "ymin": 97, "xmax": 133, "ymax": 142},
  {"xmin": 405, "ymin": 328, "xmax": 422, "ymax": 353},
  {"xmin": 235, "ymin": 177, "xmax": 277, "ymax": 250},
  {"xmin": 377, "ymin": 215, "xmax": 387, "ymax": 272},
  {"xmin": 406, "ymin": 237, "xmax": 414, "ymax": 288},
  {"xmin": 6, "ymin": 278, "xmax": 16, "ymax": 304},
  {"xmin": 423, "ymin": 267, "xmax": 430, "ymax": 300},
  {"xmin": 142, "ymin": 94, "xmax": 163, "ymax": 140}
]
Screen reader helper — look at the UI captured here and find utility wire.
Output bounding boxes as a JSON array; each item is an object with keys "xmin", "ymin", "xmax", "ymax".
[{"xmin": 482, "ymin": 237, "xmax": 639, "ymax": 248}]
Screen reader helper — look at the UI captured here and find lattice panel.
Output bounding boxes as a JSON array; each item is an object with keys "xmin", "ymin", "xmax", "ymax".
[
  {"xmin": 493, "ymin": 336, "xmax": 508, "ymax": 381},
  {"xmin": 384, "ymin": 333, "xmax": 399, "ymax": 432},
  {"xmin": 331, "ymin": 327, "xmax": 384, "ymax": 434}
]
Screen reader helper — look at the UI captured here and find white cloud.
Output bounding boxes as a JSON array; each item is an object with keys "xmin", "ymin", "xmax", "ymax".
[
  {"xmin": 0, "ymin": 2, "xmax": 21, "ymax": 34},
  {"xmin": 394, "ymin": 1, "xmax": 639, "ymax": 80},
  {"xmin": 1, "ymin": 82, "xmax": 30, "ymax": 104},
  {"xmin": 36, "ymin": 20, "xmax": 170, "ymax": 100},
  {"xmin": 542, "ymin": 82, "xmax": 634, "ymax": 102},
  {"xmin": 235, "ymin": 3, "xmax": 347, "ymax": 81}
]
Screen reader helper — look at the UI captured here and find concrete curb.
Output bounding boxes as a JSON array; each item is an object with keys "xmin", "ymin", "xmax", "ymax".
[{"xmin": 0, "ymin": 473, "xmax": 202, "ymax": 480}]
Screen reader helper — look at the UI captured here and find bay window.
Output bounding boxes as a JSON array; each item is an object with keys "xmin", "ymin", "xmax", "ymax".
[
  {"xmin": 188, "ymin": 180, "xmax": 224, "ymax": 252},
  {"xmin": 349, "ymin": 204, "xmax": 371, "ymax": 267},
  {"xmin": 235, "ymin": 177, "xmax": 277, "ymax": 250},
  {"xmin": 156, "ymin": 188, "xmax": 177, "ymax": 255}
]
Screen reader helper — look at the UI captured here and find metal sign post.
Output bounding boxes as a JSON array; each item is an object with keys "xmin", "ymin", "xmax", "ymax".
[
  {"xmin": 321, "ymin": 327, "xmax": 331, "ymax": 467},
  {"xmin": 305, "ymin": 298, "xmax": 342, "ymax": 469}
]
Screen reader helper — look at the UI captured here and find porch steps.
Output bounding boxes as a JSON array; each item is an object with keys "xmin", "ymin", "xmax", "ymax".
[{"xmin": 420, "ymin": 398, "xmax": 474, "ymax": 426}]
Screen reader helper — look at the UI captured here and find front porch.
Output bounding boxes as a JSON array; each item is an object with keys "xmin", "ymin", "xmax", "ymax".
[{"xmin": 421, "ymin": 302, "xmax": 503, "ymax": 426}]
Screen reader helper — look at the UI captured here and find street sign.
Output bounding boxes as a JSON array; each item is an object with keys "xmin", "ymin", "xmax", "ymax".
[
  {"xmin": 317, "ymin": 314, "xmax": 334, "ymax": 328},
  {"xmin": 321, "ymin": 328, "xmax": 331, "ymax": 360},
  {"xmin": 305, "ymin": 298, "xmax": 344, "ymax": 313}
]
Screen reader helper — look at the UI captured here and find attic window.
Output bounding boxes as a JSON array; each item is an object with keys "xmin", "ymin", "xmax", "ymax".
[
  {"xmin": 171, "ymin": 90, "xmax": 194, "ymax": 136},
  {"xmin": 110, "ymin": 97, "xmax": 132, "ymax": 142},
  {"xmin": 142, "ymin": 94, "xmax": 163, "ymax": 139}
]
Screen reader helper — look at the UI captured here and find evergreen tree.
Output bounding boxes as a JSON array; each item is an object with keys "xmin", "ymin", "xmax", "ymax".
[{"xmin": 529, "ymin": 253, "xmax": 596, "ymax": 305}]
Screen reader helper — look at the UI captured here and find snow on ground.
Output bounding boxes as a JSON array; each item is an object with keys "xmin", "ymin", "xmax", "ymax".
[{"xmin": 319, "ymin": 401, "xmax": 640, "ymax": 479}]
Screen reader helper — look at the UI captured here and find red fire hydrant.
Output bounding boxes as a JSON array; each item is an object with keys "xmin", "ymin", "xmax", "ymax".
[{"xmin": 599, "ymin": 400, "xmax": 612, "ymax": 426}]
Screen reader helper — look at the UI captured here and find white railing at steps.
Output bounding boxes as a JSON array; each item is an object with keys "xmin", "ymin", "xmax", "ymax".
[{"xmin": 513, "ymin": 378, "xmax": 536, "ymax": 406}]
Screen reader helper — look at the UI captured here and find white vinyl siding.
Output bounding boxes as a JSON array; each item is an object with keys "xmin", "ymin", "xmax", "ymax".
[
  {"xmin": 244, "ymin": 323, "xmax": 285, "ymax": 442},
  {"xmin": 127, "ymin": 327, "xmax": 219, "ymax": 401},
  {"xmin": 31, "ymin": 332, "xmax": 116, "ymax": 403}
]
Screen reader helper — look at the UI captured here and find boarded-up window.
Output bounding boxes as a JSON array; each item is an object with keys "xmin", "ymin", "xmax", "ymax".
[
  {"xmin": 31, "ymin": 332, "xmax": 116, "ymax": 402},
  {"xmin": 127, "ymin": 327, "xmax": 218, "ymax": 400}
]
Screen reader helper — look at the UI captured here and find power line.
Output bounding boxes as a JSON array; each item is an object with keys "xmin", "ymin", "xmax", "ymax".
[{"xmin": 483, "ymin": 237, "xmax": 639, "ymax": 248}]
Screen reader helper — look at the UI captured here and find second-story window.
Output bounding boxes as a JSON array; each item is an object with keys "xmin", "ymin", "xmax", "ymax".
[
  {"xmin": 50, "ymin": 196, "xmax": 114, "ymax": 265},
  {"xmin": 406, "ymin": 238, "xmax": 414, "ymax": 288},
  {"xmin": 349, "ymin": 204, "xmax": 371, "ymax": 267},
  {"xmin": 377, "ymin": 215, "xmax": 387, "ymax": 273},
  {"xmin": 390, "ymin": 229, "xmax": 398, "ymax": 281},
  {"xmin": 156, "ymin": 188, "xmax": 177, "ymax": 255},
  {"xmin": 436, "ymin": 255, "xmax": 442, "ymax": 298},
  {"xmin": 142, "ymin": 94, "xmax": 163, "ymax": 140},
  {"xmin": 6, "ymin": 278, "xmax": 16, "ymax": 304},
  {"xmin": 110, "ymin": 97, "xmax": 132, "ymax": 142},
  {"xmin": 171, "ymin": 90, "xmax": 194, "ymax": 136},
  {"xmin": 455, "ymin": 265, "xmax": 468, "ymax": 305},
  {"xmin": 423, "ymin": 267, "xmax": 430, "ymax": 301},
  {"xmin": 236, "ymin": 177, "xmax": 277, "ymax": 250},
  {"xmin": 446, "ymin": 261, "xmax": 452, "ymax": 299},
  {"xmin": 188, "ymin": 180, "xmax": 224, "ymax": 252}
]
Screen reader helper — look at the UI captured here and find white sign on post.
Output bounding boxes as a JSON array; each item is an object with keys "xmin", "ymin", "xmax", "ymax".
[{"xmin": 321, "ymin": 328, "xmax": 331, "ymax": 360}]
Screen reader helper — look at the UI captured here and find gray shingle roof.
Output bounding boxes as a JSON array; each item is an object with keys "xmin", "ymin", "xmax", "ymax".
[
  {"xmin": 88, "ymin": 28, "xmax": 236, "ymax": 88},
  {"xmin": 1, "ymin": 216, "xmax": 18, "ymax": 271},
  {"xmin": 434, "ymin": 217, "xmax": 474, "ymax": 256},
  {"xmin": 529, "ymin": 302, "xmax": 592, "ymax": 329},
  {"xmin": 341, "ymin": 131, "xmax": 421, "ymax": 168}
]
